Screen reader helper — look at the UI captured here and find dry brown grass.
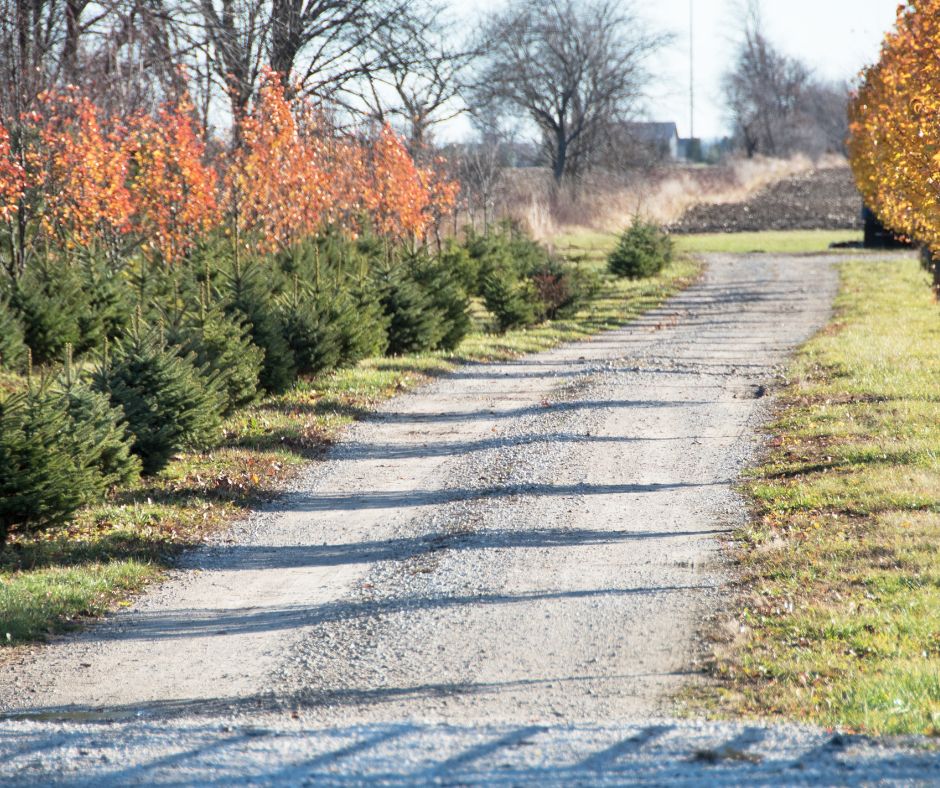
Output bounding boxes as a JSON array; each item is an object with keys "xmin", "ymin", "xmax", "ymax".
[{"xmin": 474, "ymin": 155, "xmax": 848, "ymax": 240}]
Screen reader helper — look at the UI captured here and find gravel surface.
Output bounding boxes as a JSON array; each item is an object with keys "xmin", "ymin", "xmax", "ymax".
[
  {"xmin": 2, "ymin": 253, "xmax": 937, "ymax": 784},
  {"xmin": 669, "ymin": 167, "xmax": 863, "ymax": 233}
]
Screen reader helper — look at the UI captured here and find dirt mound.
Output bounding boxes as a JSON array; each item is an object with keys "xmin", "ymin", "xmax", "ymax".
[{"xmin": 669, "ymin": 166, "xmax": 862, "ymax": 234}]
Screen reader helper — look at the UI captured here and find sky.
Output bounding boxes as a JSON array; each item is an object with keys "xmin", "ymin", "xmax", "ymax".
[{"xmin": 448, "ymin": 0, "xmax": 901, "ymax": 141}]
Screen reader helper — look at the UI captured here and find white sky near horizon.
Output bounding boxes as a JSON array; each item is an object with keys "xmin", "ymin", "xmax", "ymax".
[{"xmin": 445, "ymin": 0, "xmax": 901, "ymax": 142}]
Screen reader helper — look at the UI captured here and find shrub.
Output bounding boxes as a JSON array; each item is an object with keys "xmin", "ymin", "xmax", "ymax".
[
  {"xmin": 608, "ymin": 220, "xmax": 673, "ymax": 279},
  {"xmin": 92, "ymin": 316, "xmax": 223, "ymax": 475}
]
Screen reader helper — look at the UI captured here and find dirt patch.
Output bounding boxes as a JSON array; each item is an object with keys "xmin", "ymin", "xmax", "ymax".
[{"xmin": 669, "ymin": 166, "xmax": 862, "ymax": 234}]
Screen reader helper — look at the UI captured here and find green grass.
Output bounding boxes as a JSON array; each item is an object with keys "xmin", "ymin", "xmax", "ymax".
[
  {"xmin": 0, "ymin": 244, "xmax": 699, "ymax": 646},
  {"xmin": 555, "ymin": 228, "xmax": 862, "ymax": 259},
  {"xmin": 706, "ymin": 255, "xmax": 940, "ymax": 736},
  {"xmin": 676, "ymin": 229, "xmax": 861, "ymax": 255}
]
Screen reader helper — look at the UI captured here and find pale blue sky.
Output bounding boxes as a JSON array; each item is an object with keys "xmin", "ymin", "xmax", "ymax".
[{"xmin": 450, "ymin": 0, "xmax": 900, "ymax": 140}]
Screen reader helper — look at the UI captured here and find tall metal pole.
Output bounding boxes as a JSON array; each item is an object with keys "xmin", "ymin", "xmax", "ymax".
[{"xmin": 689, "ymin": 0, "xmax": 694, "ymax": 140}]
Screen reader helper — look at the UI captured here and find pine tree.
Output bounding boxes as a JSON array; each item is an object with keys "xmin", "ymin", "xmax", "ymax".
[
  {"xmin": 175, "ymin": 293, "xmax": 264, "ymax": 414},
  {"xmin": 0, "ymin": 298, "xmax": 26, "ymax": 371},
  {"xmin": 223, "ymin": 261, "xmax": 296, "ymax": 394},
  {"xmin": 379, "ymin": 269, "xmax": 444, "ymax": 356},
  {"xmin": 92, "ymin": 315, "xmax": 223, "ymax": 475},
  {"xmin": 0, "ymin": 375, "xmax": 98, "ymax": 546}
]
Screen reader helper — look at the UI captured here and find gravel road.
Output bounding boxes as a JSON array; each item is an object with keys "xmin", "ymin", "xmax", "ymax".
[{"xmin": 2, "ymin": 253, "xmax": 937, "ymax": 784}]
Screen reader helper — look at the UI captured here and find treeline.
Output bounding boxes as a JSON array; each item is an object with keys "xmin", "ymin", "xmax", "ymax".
[{"xmin": 849, "ymin": 0, "xmax": 940, "ymax": 285}]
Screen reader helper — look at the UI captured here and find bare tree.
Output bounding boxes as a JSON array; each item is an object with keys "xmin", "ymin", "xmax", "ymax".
[
  {"xmin": 723, "ymin": 1, "xmax": 847, "ymax": 158},
  {"xmin": 356, "ymin": 1, "xmax": 475, "ymax": 158},
  {"xmin": 472, "ymin": 0, "xmax": 663, "ymax": 184},
  {"xmin": 187, "ymin": 0, "xmax": 412, "ymax": 120}
]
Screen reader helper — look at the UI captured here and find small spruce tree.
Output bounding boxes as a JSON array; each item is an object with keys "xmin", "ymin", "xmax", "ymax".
[
  {"xmin": 379, "ymin": 270, "xmax": 444, "ymax": 356},
  {"xmin": 0, "ymin": 298, "xmax": 26, "ymax": 371},
  {"xmin": 223, "ymin": 261, "xmax": 296, "ymax": 394},
  {"xmin": 58, "ymin": 345, "xmax": 141, "ymax": 492},
  {"xmin": 0, "ymin": 369, "xmax": 100, "ymax": 546},
  {"xmin": 174, "ymin": 292, "xmax": 264, "ymax": 414},
  {"xmin": 92, "ymin": 314, "xmax": 223, "ymax": 475}
]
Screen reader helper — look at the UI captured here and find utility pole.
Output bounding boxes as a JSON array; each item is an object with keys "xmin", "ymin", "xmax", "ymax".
[{"xmin": 689, "ymin": 0, "xmax": 694, "ymax": 140}]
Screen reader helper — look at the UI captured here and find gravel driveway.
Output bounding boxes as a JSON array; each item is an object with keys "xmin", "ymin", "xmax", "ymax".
[{"xmin": 2, "ymin": 253, "xmax": 937, "ymax": 784}]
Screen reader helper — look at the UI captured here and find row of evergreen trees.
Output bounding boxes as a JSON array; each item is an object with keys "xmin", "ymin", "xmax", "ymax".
[{"xmin": 0, "ymin": 224, "xmax": 598, "ymax": 546}]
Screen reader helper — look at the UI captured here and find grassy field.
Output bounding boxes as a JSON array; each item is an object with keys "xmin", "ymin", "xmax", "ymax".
[
  {"xmin": 555, "ymin": 228, "xmax": 862, "ymax": 258},
  {"xmin": 706, "ymin": 254, "xmax": 940, "ymax": 736},
  {"xmin": 0, "ymin": 247, "xmax": 698, "ymax": 647}
]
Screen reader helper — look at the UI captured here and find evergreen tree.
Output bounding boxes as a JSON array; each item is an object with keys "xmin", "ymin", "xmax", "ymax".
[
  {"xmin": 75, "ymin": 251, "xmax": 134, "ymax": 354},
  {"xmin": 223, "ymin": 261, "xmax": 296, "ymax": 394},
  {"xmin": 0, "ymin": 381, "xmax": 98, "ymax": 546},
  {"xmin": 58, "ymin": 347, "xmax": 141, "ymax": 491},
  {"xmin": 92, "ymin": 315, "xmax": 223, "ymax": 475},
  {"xmin": 481, "ymin": 270, "xmax": 539, "ymax": 333},
  {"xmin": 0, "ymin": 298, "xmax": 26, "ymax": 371},
  {"xmin": 279, "ymin": 279, "xmax": 342, "ymax": 377},
  {"xmin": 342, "ymin": 281, "xmax": 389, "ymax": 363},
  {"xmin": 172, "ymin": 292, "xmax": 263, "ymax": 415},
  {"xmin": 379, "ymin": 269, "xmax": 444, "ymax": 356},
  {"xmin": 11, "ymin": 258, "xmax": 85, "ymax": 366},
  {"xmin": 405, "ymin": 254, "xmax": 471, "ymax": 351}
]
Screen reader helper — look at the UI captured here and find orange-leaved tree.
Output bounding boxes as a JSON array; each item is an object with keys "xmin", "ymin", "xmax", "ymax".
[
  {"xmin": 125, "ymin": 98, "xmax": 220, "ymax": 265},
  {"xmin": 33, "ymin": 89, "xmax": 133, "ymax": 250},
  {"xmin": 365, "ymin": 124, "xmax": 431, "ymax": 241},
  {"xmin": 224, "ymin": 69, "xmax": 333, "ymax": 254},
  {"xmin": 849, "ymin": 1, "xmax": 940, "ymax": 260}
]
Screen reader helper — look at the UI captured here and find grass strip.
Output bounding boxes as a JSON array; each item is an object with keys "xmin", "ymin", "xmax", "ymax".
[
  {"xmin": 0, "ymin": 249, "xmax": 698, "ymax": 646},
  {"xmin": 705, "ymin": 254, "xmax": 940, "ymax": 736}
]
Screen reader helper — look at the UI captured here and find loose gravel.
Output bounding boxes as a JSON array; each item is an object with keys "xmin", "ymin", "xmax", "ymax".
[{"xmin": 2, "ymin": 253, "xmax": 937, "ymax": 784}]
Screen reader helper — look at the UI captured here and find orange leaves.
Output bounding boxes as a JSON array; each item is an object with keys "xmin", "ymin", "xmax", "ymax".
[
  {"xmin": 4, "ymin": 67, "xmax": 460, "ymax": 263},
  {"xmin": 224, "ymin": 70, "xmax": 328, "ymax": 252},
  {"xmin": 34, "ymin": 90, "xmax": 133, "ymax": 247},
  {"xmin": 225, "ymin": 73, "xmax": 458, "ymax": 250},
  {"xmin": 0, "ymin": 123, "xmax": 25, "ymax": 223},
  {"xmin": 848, "ymin": 1, "xmax": 940, "ymax": 251},
  {"xmin": 125, "ymin": 100, "xmax": 219, "ymax": 264},
  {"xmin": 365, "ymin": 124, "xmax": 430, "ymax": 239}
]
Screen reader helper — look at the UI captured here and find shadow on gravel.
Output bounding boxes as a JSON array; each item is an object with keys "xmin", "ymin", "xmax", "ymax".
[
  {"xmin": 197, "ymin": 525, "xmax": 729, "ymax": 571},
  {"xmin": 288, "ymin": 479, "xmax": 727, "ymax": 513},
  {"xmin": 33, "ymin": 583, "xmax": 714, "ymax": 647},
  {"xmin": 2, "ymin": 719, "xmax": 938, "ymax": 785}
]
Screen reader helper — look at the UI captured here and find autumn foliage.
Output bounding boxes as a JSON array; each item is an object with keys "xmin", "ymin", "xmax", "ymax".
[
  {"xmin": 848, "ymin": 1, "xmax": 940, "ymax": 253},
  {"xmin": 0, "ymin": 68, "xmax": 458, "ymax": 271}
]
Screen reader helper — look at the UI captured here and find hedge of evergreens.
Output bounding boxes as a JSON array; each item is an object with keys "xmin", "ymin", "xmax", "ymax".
[{"xmin": 0, "ymin": 223, "xmax": 598, "ymax": 545}]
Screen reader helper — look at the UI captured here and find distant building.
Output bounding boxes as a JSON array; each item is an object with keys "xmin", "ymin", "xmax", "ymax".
[{"xmin": 623, "ymin": 122, "xmax": 680, "ymax": 161}]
